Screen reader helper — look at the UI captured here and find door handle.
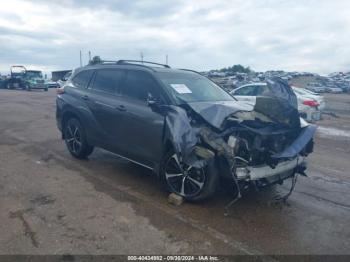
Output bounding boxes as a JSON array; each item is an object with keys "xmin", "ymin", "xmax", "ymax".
[
  {"xmin": 81, "ymin": 95, "xmax": 89, "ymax": 100},
  {"xmin": 116, "ymin": 105, "xmax": 126, "ymax": 111}
]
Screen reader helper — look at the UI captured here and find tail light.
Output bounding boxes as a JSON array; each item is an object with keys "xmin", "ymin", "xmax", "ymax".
[
  {"xmin": 303, "ymin": 100, "xmax": 319, "ymax": 107},
  {"xmin": 56, "ymin": 87, "xmax": 65, "ymax": 95}
]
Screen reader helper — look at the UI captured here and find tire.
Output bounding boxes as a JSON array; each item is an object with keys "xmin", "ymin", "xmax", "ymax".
[
  {"xmin": 160, "ymin": 149, "xmax": 219, "ymax": 202},
  {"xmin": 64, "ymin": 118, "xmax": 94, "ymax": 159},
  {"xmin": 44, "ymin": 88, "xmax": 48, "ymax": 92},
  {"xmin": 25, "ymin": 84, "xmax": 31, "ymax": 91}
]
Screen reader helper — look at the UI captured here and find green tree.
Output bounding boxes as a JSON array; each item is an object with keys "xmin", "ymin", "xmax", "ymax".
[
  {"xmin": 219, "ymin": 64, "xmax": 251, "ymax": 75},
  {"xmin": 89, "ymin": 56, "xmax": 102, "ymax": 65}
]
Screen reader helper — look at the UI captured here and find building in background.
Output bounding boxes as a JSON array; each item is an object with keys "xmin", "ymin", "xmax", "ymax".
[{"xmin": 51, "ymin": 70, "xmax": 72, "ymax": 82}]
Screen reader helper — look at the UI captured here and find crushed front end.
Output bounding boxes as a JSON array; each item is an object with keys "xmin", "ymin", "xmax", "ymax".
[
  {"xmin": 163, "ymin": 77, "xmax": 316, "ymax": 203},
  {"xmin": 196, "ymin": 115, "xmax": 315, "ymax": 193}
]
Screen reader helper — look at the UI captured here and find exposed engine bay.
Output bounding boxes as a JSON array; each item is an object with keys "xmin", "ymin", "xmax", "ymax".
[{"xmin": 163, "ymin": 77, "xmax": 316, "ymax": 205}]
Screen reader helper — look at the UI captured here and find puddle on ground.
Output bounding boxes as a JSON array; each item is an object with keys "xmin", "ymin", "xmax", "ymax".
[{"xmin": 317, "ymin": 126, "xmax": 350, "ymax": 139}]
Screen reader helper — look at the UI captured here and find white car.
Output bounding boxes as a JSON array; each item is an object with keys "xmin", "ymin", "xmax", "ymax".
[
  {"xmin": 328, "ymin": 87, "xmax": 343, "ymax": 93},
  {"xmin": 291, "ymin": 86, "xmax": 325, "ymax": 111},
  {"xmin": 230, "ymin": 83, "xmax": 323, "ymax": 122},
  {"xmin": 306, "ymin": 83, "xmax": 327, "ymax": 93}
]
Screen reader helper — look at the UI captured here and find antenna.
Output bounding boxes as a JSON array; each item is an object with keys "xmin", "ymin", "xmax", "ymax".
[
  {"xmin": 140, "ymin": 51, "xmax": 144, "ymax": 64},
  {"xmin": 79, "ymin": 50, "xmax": 82, "ymax": 67}
]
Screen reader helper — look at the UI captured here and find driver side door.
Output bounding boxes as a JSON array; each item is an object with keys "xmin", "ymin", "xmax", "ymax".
[{"xmin": 117, "ymin": 70, "xmax": 166, "ymax": 168}]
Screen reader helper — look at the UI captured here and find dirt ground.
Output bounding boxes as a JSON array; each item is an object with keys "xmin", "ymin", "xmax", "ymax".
[{"xmin": 0, "ymin": 89, "xmax": 349, "ymax": 256}]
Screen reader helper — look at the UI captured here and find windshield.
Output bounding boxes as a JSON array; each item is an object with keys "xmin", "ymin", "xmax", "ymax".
[
  {"xmin": 11, "ymin": 67, "xmax": 26, "ymax": 75},
  {"xmin": 157, "ymin": 72, "xmax": 234, "ymax": 103},
  {"xmin": 26, "ymin": 71, "xmax": 43, "ymax": 79}
]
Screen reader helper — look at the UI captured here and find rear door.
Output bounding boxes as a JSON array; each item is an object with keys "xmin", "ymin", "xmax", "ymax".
[
  {"xmin": 84, "ymin": 69, "xmax": 126, "ymax": 152},
  {"xmin": 117, "ymin": 70, "xmax": 166, "ymax": 167},
  {"xmin": 67, "ymin": 69, "xmax": 95, "ymax": 138}
]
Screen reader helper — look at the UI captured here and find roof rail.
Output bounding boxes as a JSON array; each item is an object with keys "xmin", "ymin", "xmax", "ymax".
[
  {"xmin": 117, "ymin": 60, "xmax": 170, "ymax": 68},
  {"xmin": 99, "ymin": 60, "xmax": 119, "ymax": 64},
  {"xmin": 179, "ymin": 68, "xmax": 202, "ymax": 75}
]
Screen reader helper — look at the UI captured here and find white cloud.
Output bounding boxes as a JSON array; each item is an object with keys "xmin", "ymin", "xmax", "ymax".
[{"xmin": 0, "ymin": 0, "xmax": 350, "ymax": 75}]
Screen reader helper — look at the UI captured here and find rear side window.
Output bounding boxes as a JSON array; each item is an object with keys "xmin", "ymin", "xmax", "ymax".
[
  {"xmin": 91, "ymin": 69, "xmax": 124, "ymax": 94},
  {"xmin": 72, "ymin": 70, "xmax": 94, "ymax": 88},
  {"xmin": 122, "ymin": 71, "xmax": 159, "ymax": 101}
]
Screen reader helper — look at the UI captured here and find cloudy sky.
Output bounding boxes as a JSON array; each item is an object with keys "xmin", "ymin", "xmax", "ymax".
[{"xmin": 0, "ymin": 0, "xmax": 349, "ymax": 75}]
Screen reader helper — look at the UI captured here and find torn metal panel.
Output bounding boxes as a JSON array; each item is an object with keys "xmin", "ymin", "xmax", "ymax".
[
  {"xmin": 272, "ymin": 125, "xmax": 317, "ymax": 159},
  {"xmin": 254, "ymin": 96, "xmax": 300, "ymax": 128},
  {"xmin": 163, "ymin": 105, "xmax": 198, "ymax": 160},
  {"xmin": 265, "ymin": 77, "xmax": 298, "ymax": 109},
  {"xmin": 186, "ymin": 101, "xmax": 254, "ymax": 130},
  {"xmin": 162, "ymin": 105, "xmax": 208, "ymax": 168},
  {"xmin": 253, "ymin": 78, "xmax": 300, "ymax": 128}
]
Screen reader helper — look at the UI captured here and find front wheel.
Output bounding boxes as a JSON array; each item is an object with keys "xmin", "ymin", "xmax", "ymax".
[
  {"xmin": 64, "ymin": 118, "xmax": 94, "ymax": 159},
  {"xmin": 161, "ymin": 150, "xmax": 219, "ymax": 202}
]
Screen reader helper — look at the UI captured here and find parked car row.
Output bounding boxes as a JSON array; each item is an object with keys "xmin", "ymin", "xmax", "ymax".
[{"xmin": 305, "ymin": 82, "xmax": 344, "ymax": 94}]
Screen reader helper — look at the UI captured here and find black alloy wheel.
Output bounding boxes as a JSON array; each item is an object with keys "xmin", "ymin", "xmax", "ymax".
[
  {"xmin": 64, "ymin": 118, "xmax": 94, "ymax": 159},
  {"xmin": 164, "ymin": 153, "xmax": 206, "ymax": 198}
]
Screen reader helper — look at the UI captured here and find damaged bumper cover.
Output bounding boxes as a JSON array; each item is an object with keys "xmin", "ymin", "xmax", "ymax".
[
  {"xmin": 236, "ymin": 158, "xmax": 300, "ymax": 180},
  {"xmin": 233, "ymin": 125, "xmax": 315, "ymax": 184},
  {"xmin": 272, "ymin": 124, "xmax": 316, "ymax": 159}
]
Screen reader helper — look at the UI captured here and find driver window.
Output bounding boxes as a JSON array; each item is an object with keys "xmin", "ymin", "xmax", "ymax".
[{"xmin": 122, "ymin": 71, "xmax": 160, "ymax": 102}]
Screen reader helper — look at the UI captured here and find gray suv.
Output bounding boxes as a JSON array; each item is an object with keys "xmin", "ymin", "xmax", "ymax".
[{"xmin": 56, "ymin": 60, "xmax": 315, "ymax": 202}]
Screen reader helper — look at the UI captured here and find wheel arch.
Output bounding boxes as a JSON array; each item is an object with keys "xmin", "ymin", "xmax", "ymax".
[
  {"xmin": 162, "ymin": 139, "xmax": 175, "ymax": 156},
  {"xmin": 154, "ymin": 139, "xmax": 174, "ymax": 176}
]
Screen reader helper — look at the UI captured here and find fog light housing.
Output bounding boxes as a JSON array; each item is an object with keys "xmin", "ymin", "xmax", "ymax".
[{"xmin": 236, "ymin": 167, "xmax": 250, "ymax": 179}]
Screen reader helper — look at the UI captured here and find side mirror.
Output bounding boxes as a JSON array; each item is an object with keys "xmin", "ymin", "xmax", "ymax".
[{"xmin": 147, "ymin": 93, "xmax": 162, "ymax": 111}]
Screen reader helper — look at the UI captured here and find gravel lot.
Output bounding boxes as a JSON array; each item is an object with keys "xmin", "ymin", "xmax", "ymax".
[{"xmin": 0, "ymin": 89, "xmax": 349, "ymax": 256}]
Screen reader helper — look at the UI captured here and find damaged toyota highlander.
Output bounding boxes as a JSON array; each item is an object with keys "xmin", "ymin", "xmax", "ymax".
[{"xmin": 56, "ymin": 60, "xmax": 316, "ymax": 202}]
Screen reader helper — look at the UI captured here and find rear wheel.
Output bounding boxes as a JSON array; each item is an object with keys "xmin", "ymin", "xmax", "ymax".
[
  {"xmin": 64, "ymin": 118, "xmax": 94, "ymax": 159},
  {"xmin": 161, "ymin": 150, "xmax": 218, "ymax": 202}
]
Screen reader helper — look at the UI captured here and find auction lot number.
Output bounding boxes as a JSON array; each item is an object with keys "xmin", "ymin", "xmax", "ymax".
[{"xmin": 128, "ymin": 255, "xmax": 219, "ymax": 261}]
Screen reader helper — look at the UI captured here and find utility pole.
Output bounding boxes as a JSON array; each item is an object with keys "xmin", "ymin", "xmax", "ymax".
[
  {"xmin": 79, "ymin": 50, "xmax": 82, "ymax": 67},
  {"xmin": 140, "ymin": 51, "xmax": 144, "ymax": 63},
  {"xmin": 88, "ymin": 51, "xmax": 91, "ymax": 64},
  {"xmin": 166, "ymin": 54, "xmax": 168, "ymax": 65}
]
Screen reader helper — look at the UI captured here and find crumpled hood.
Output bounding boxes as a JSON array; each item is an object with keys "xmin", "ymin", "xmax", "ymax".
[
  {"xmin": 187, "ymin": 77, "xmax": 301, "ymax": 130},
  {"xmin": 187, "ymin": 100, "xmax": 254, "ymax": 129}
]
